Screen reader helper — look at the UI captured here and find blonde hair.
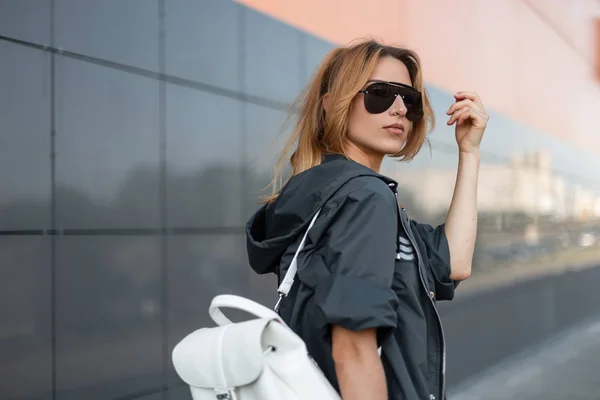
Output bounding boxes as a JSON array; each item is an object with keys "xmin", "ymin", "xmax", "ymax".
[{"xmin": 264, "ymin": 39, "xmax": 435, "ymax": 203}]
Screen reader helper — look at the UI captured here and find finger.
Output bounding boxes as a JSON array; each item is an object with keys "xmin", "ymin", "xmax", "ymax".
[
  {"xmin": 454, "ymin": 91, "xmax": 483, "ymax": 107},
  {"xmin": 473, "ymin": 108, "xmax": 490, "ymax": 123},
  {"xmin": 447, "ymin": 99, "xmax": 474, "ymax": 115},
  {"xmin": 447, "ymin": 106, "xmax": 470, "ymax": 125},
  {"xmin": 457, "ymin": 108, "xmax": 487, "ymax": 126},
  {"xmin": 457, "ymin": 109, "xmax": 474, "ymax": 126}
]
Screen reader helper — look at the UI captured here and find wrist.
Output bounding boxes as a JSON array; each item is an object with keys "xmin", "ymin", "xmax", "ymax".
[{"xmin": 459, "ymin": 149, "xmax": 480, "ymax": 162}]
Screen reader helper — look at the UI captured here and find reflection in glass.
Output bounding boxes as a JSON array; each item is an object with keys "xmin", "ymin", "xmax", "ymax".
[
  {"xmin": 244, "ymin": 103, "xmax": 295, "ymax": 220},
  {"xmin": 0, "ymin": 0, "xmax": 51, "ymax": 45},
  {"xmin": 166, "ymin": 85, "xmax": 244, "ymax": 228},
  {"xmin": 383, "ymin": 87, "xmax": 600, "ymax": 279},
  {"xmin": 0, "ymin": 42, "xmax": 51, "ymax": 230},
  {"xmin": 248, "ymin": 266, "xmax": 278, "ymax": 309},
  {"xmin": 165, "ymin": 385, "xmax": 194, "ymax": 400},
  {"xmin": 54, "ymin": 56, "xmax": 160, "ymax": 229},
  {"xmin": 135, "ymin": 392, "xmax": 163, "ymax": 400},
  {"xmin": 426, "ymin": 86, "xmax": 600, "ymax": 193},
  {"xmin": 0, "ymin": 237, "xmax": 51, "ymax": 400},
  {"xmin": 244, "ymin": 7, "xmax": 302, "ymax": 103},
  {"xmin": 53, "ymin": 0, "xmax": 159, "ymax": 71},
  {"xmin": 392, "ymin": 147, "xmax": 600, "ymax": 278},
  {"xmin": 166, "ymin": 0, "xmax": 240, "ymax": 92},
  {"xmin": 55, "ymin": 236, "xmax": 162, "ymax": 400},
  {"xmin": 138, "ymin": 390, "xmax": 176, "ymax": 400},
  {"xmin": 167, "ymin": 234, "xmax": 250, "ymax": 383},
  {"xmin": 303, "ymin": 34, "xmax": 335, "ymax": 86}
]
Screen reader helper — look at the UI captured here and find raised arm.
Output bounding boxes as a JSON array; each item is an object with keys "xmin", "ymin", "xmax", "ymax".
[{"xmin": 444, "ymin": 91, "xmax": 489, "ymax": 281}]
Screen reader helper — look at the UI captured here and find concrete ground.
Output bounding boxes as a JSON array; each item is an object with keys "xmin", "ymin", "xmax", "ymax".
[{"xmin": 448, "ymin": 317, "xmax": 600, "ymax": 400}]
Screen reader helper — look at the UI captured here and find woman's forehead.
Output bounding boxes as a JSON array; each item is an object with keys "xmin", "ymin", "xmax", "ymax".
[{"xmin": 369, "ymin": 56, "xmax": 412, "ymax": 85}]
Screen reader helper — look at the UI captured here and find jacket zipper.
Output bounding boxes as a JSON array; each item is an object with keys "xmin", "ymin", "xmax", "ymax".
[{"xmin": 393, "ymin": 186, "xmax": 446, "ymax": 400}]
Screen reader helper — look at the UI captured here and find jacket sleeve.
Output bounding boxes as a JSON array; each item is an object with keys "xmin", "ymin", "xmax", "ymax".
[
  {"xmin": 411, "ymin": 221, "xmax": 459, "ymax": 301},
  {"xmin": 310, "ymin": 178, "xmax": 399, "ymax": 345}
]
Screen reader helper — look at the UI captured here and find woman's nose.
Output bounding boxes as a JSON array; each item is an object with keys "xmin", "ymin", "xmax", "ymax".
[{"xmin": 389, "ymin": 95, "xmax": 408, "ymax": 116}]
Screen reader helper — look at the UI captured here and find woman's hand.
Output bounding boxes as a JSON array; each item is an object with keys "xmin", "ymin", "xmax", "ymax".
[{"xmin": 446, "ymin": 91, "xmax": 489, "ymax": 154}]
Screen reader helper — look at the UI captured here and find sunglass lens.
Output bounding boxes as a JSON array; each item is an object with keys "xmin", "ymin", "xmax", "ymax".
[
  {"xmin": 363, "ymin": 83, "xmax": 424, "ymax": 122},
  {"xmin": 404, "ymin": 91, "xmax": 423, "ymax": 122},
  {"xmin": 363, "ymin": 83, "xmax": 396, "ymax": 114}
]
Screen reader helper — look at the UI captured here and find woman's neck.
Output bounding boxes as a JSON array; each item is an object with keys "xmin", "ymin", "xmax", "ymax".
[{"xmin": 344, "ymin": 142, "xmax": 384, "ymax": 173}]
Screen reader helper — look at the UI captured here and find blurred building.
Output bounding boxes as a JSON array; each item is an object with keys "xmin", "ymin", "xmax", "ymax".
[{"xmin": 394, "ymin": 150, "xmax": 599, "ymax": 220}]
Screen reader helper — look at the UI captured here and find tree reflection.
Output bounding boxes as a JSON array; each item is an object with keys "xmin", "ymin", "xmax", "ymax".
[{"xmin": 0, "ymin": 161, "xmax": 599, "ymax": 356}]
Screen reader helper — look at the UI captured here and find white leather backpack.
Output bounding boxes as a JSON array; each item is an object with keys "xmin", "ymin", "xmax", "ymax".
[{"xmin": 172, "ymin": 210, "xmax": 341, "ymax": 400}]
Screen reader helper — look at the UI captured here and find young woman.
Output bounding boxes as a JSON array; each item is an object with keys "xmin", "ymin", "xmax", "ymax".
[{"xmin": 246, "ymin": 39, "xmax": 488, "ymax": 400}]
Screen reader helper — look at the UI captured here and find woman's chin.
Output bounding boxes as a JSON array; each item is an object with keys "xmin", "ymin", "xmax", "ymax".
[
  {"xmin": 381, "ymin": 144, "xmax": 407, "ymax": 156},
  {"xmin": 361, "ymin": 140, "xmax": 406, "ymax": 158},
  {"xmin": 381, "ymin": 138, "xmax": 407, "ymax": 154}
]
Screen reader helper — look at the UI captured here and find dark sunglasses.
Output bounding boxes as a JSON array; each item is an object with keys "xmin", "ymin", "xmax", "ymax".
[{"xmin": 358, "ymin": 80, "xmax": 424, "ymax": 122}]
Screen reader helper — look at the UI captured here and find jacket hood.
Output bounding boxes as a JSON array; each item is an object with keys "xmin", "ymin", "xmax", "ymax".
[{"xmin": 245, "ymin": 154, "xmax": 396, "ymax": 275}]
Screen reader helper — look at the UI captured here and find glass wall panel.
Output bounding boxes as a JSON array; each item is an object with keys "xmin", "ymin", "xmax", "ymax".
[
  {"xmin": 54, "ymin": 0, "xmax": 159, "ymax": 72},
  {"xmin": 0, "ymin": 43, "xmax": 51, "ymax": 230},
  {"xmin": 166, "ymin": 85, "xmax": 244, "ymax": 228},
  {"xmin": 54, "ymin": 57, "xmax": 160, "ymax": 229},
  {"xmin": 0, "ymin": 237, "xmax": 51, "ymax": 400},
  {"xmin": 166, "ymin": 0, "xmax": 240, "ymax": 92},
  {"xmin": 55, "ymin": 236, "xmax": 162, "ymax": 400}
]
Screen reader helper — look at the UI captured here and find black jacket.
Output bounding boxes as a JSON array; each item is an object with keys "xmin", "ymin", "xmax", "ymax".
[{"xmin": 246, "ymin": 154, "xmax": 459, "ymax": 400}]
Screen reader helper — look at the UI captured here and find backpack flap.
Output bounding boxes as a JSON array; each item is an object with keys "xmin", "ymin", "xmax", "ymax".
[
  {"xmin": 172, "ymin": 318, "xmax": 273, "ymax": 390},
  {"xmin": 262, "ymin": 322, "xmax": 341, "ymax": 399}
]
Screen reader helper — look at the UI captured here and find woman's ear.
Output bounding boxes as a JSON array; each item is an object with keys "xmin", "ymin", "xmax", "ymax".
[{"xmin": 322, "ymin": 92, "xmax": 330, "ymax": 113}]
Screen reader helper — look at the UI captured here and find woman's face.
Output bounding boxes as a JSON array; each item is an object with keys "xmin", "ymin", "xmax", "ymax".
[{"xmin": 345, "ymin": 56, "xmax": 414, "ymax": 164}]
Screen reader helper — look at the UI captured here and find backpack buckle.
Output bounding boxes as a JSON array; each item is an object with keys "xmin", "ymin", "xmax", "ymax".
[{"xmin": 215, "ymin": 388, "xmax": 235, "ymax": 400}]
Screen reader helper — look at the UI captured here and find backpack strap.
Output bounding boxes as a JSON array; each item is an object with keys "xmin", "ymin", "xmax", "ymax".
[{"xmin": 274, "ymin": 209, "xmax": 321, "ymax": 312}]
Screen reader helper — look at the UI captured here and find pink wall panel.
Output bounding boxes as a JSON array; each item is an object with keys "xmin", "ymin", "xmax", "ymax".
[
  {"xmin": 237, "ymin": 0, "xmax": 600, "ymax": 150},
  {"xmin": 596, "ymin": 18, "xmax": 600, "ymax": 80},
  {"xmin": 526, "ymin": 0, "xmax": 599, "ymax": 61}
]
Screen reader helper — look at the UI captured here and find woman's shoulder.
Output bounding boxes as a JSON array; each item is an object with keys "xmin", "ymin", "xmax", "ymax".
[{"xmin": 329, "ymin": 175, "xmax": 398, "ymax": 210}]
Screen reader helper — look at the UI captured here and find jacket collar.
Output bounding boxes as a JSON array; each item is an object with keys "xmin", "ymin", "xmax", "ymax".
[{"xmin": 322, "ymin": 153, "xmax": 348, "ymax": 163}]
